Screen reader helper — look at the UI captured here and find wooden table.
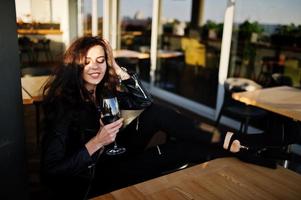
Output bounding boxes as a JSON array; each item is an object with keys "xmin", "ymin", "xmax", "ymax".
[
  {"xmin": 18, "ymin": 29, "xmax": 62, "ymax": 35},
  {"xmin": 157, "ymin": 50, "xmax": 183, "ymax": 59},
  {"xmin": 21, "ymin": 75, "xmax": 50, "ymax": 103},
  {"xmin": 92, "ymin": 157, "xmax": 301, "ymax": 200},
  {"xmin": 22, "ymin": 88, "xmax": 34, "ymax": 105},
  {"xmin": 121, "ymin": 110, "xmax": 144, "ymax": 127},
  {"xmin": 21, "ymin": 75, "xmax": 50, "ymax": 145},
  {"xmin": 232, "ymin": 86, "xmax": 301, "ymax": 121},
  {"xmin": 113, "ymin": 49, "xmax": 183, "ymax": 60},
  {"xmin": 113, "ymin": 49, "xmax": 149, "ymax": 59}
]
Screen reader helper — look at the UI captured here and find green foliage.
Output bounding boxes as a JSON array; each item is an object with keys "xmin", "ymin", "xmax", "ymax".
[
  {"xmin": 238, "ymin": 20, "xmax": 263, "ymax": 41},
  {"xmin": 275, "ymin": 23, "xmax": 301, "ymax": 36},
  {"xmin": 201, "ymin": 20, "xmax": 224, "ymax": 39},
  {"xmin": 271, "ymin": 23, "xmax": 301, "ymax": 47}
]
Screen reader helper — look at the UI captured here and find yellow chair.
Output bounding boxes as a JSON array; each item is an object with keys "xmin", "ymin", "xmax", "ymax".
[{"xmin": 181, "ymin": 37, "xmax": 206, "ymax": 67}]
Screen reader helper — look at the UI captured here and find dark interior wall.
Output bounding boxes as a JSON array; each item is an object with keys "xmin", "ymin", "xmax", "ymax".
[{"xmin": 0, "ymin": 0, "xmax": 28, "ymax": 199}]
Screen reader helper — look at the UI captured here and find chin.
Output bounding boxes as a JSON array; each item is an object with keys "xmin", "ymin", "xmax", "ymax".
[
  {"xmin": 83, "ymin": 75, "xmax": 104, "ymax": 89},
  {"xmin": 89, "ymin": 79, "xmax": 102, "ymax": 85},
  {"xmin": 84, "ymin": 78, "xmax": 100, "ymax": 86}
]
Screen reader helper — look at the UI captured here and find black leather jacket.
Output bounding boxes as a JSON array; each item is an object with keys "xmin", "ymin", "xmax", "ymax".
[{"xmin": 41, "ymin": 75, "xmax": 152, "ymax": 198}]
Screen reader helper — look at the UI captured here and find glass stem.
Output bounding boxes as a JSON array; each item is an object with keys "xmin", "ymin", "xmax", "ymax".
[{"xmin": 113, "ymin": 142, "xmax": 118, "ymax": 149}]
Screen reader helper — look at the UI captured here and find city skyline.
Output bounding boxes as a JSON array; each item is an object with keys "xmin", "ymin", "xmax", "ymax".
[
  {"xmin": 15, "ymin": 0, "xmax": 301, "ymax": 26},
  {"xmin": 119, "ymin": 0, "xmax": 301, "ymax": 25}
]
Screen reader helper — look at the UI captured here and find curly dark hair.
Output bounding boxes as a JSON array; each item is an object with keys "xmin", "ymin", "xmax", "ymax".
[{"xmin": 43, "ymin": 36, "xmax": 119, "ymax": 113}]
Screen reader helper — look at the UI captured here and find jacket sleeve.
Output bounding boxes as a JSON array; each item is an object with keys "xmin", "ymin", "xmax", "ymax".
[
  {"xmin": 41, "ymin": 112, "xmax": 95, "ymax": 177},
  {"xmin": 118, "ymin": 73, "xmax": 153, "ymax": 109}
]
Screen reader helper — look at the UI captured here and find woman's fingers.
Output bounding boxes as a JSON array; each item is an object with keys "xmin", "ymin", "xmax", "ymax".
[
  {"xmin": 99, "ymin": 118, "xmax": 123, "ymax": 127},
  {"xmin": 107, "ymin": 128, "xmax": 120, "ymax": 142},
  {"xmin": 103, "ymin": 39, "xmax": 114, "ymax": 65},
  {"xmin": 99, "ymin": 118, "xmax": 104, "ymax": 127},
  {"xmin": 106, "ymin": 118, "xmax": 123, "ymax": 128},
  {"xmin": 102, "ymin": 39, "xmax": 121, "ymax": 72},
  {"xmin": 96, "ymin": 118, "xmax": 123, "ymax": 145}
]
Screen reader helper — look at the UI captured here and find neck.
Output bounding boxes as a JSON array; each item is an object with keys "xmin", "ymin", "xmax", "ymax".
[{"xmin": 85, "ymin": 84, "xmax": 96, "ymax": 96}]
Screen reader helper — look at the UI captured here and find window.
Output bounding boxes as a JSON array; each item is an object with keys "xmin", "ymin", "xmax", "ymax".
[
  {"xmin": 156, "ymin": 0, "xmax": 227, "ymax": 108},
  {"xmin": 82, "ymin": 0, "xmax": 103, "ymax": 36},
  {"xmin": 119, "ymin": 0, "xmax": 153, "ymax": 82},
  {"xmin": 229, "ymin": 0, "xmax": 301, "ymax": 88}
]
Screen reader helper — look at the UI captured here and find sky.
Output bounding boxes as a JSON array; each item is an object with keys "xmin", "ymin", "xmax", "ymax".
[
  {"xmin": 234, "ymin": 0, "xmax": 301, "ymax": 25},
  {"xmin": 15, "ymin": 0, "xmax": 301, "ymax": 25},
  {"xmin": 118, "ymin": 0, "xmax": 301, "ymax": 25}
]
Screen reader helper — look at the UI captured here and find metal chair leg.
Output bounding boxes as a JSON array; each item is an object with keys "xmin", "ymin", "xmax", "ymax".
[
  {"xmin": 239, "ymin": 122, "xmax": 244, "ymax": 134},
  {"xmin": 244, "ymin": 117, "xmax": 250, "ymax": 135}
]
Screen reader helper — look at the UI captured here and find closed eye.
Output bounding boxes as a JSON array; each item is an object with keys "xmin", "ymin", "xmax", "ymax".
[
  {"xmin": 96, "ymin": 57, "xmax": 105, "ymax": 64},
  {"xmin": 84, "ymin": 56, "xmax": 105, "ymax": 65},
  {"xmin": 84, "ymin": 57, "xmax": 91, "ymax": 65}
]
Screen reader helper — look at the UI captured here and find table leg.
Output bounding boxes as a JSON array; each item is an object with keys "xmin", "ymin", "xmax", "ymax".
[{"xmin": 34, "ymin": 102, "xmax": 40, "ymax": 146}]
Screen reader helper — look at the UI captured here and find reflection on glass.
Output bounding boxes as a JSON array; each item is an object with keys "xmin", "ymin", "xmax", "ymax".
[
  {"xmin": 82, "ymin": 0, "xmax": 103, "ymax": 36},
  {"xmin": 119, "ymin": 0, "xmax": 152, "ymax": 82},
  {"xmin": 229, "ymin": 0, "xmax": 301, "ymax": 89},
  {"xmin": 82, "ymin": 0, "xmax": 92, "ymax": 36},
  {"xmin": 157, "ymin": 0, "xmax": 226, "ymax": 108}
]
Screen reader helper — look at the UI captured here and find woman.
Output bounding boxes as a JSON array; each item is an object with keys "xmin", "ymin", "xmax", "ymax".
[{"xmin": 41, "ymin": 36, "xmax": 220, "ymax": 199}]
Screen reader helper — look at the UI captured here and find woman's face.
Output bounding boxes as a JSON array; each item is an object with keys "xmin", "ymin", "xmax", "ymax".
[{"xmin": 82, "ymin": 45, "xmax": 107, "ymax": 91}]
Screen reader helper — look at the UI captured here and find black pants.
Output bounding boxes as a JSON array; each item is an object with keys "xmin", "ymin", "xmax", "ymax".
[
  {"xmin": 119, "ymin": 103, "xmax": 213, "ymax": 150},
  {"xmin": 89, "ymin": 104, "xmax": 219, "ymax": 197}
]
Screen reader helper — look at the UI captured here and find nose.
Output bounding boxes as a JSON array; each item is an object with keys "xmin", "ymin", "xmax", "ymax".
[{"xmin": 90, "ymin": 62, "xmax": 99, "ymax": 69}]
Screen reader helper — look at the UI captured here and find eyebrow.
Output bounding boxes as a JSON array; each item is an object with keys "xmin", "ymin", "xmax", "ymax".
[{"xmin": 85, "ymin": 55, "xmax": 105, "ymax": 59}]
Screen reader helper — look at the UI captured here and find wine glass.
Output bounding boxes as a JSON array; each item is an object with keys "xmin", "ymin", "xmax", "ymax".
[{"xmin": 101, "ymin": 97, "xmax": 126, "ymax": 155}]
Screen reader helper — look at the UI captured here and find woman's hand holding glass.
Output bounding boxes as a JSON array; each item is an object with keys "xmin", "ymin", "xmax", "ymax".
[
  {"xmin": 98, "ymin": 117, "xmax": 124, "ymax": 146},
  {"xmin": 85, "ymin": 118, "xmax": 123, "ymax": 156}
]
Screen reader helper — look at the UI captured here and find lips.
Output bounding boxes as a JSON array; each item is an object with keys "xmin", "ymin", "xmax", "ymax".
[{"xmin": 89, "ymin": 72, "xmax": 101, "ymax": 79}]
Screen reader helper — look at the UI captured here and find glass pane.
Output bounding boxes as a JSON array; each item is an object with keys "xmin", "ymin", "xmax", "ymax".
[
  {"xmin": 83, "ymin": 0, "xmax": 92, "ymax": 36},
  {"xmin": 98, "ymin": 0, "xmax": 103, "ymax": 36},
  {"xmin": 15, "ymin": 0, "xmax": 63, "ymax": 67},
  {"xmin": 229, "ymin": 0, "xmax": 301, "ymax": 88},
  {"xmin": 156, "ymin": 0, "xmax": 227, "ymax": 108},
  {"xmin": 119, "ymin": 0, "xmax": 152, "ymax": 82},
  {"xmin": 82, "ymin": 0, "xmax": 103, "ymax": 36}
]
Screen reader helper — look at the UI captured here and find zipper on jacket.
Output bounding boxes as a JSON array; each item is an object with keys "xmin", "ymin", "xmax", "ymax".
[
  {"xmin": 156, "ymin": 145, "xmax": 162, "ymax": 155},
  {"xmin": 136, "ymin": 116, "xmax": 139, "ymax": 131},
  {"xmin": 132, "ymin": 75, "xmax": 147, "ymax": 99}
]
